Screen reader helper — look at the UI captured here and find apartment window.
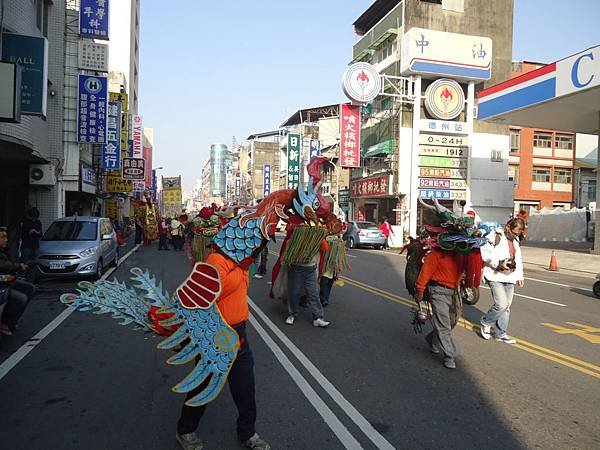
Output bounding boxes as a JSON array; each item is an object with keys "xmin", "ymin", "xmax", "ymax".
[
  {"xmin": 490, "ymin": 149, "xmax": 503, "ymax": 162},
  {"xmin": 508, "ymin": 165, "xmax": 519, "ymax": 185},
  {"xmin": 532, "ymin": 167, "xmax": 551, "ymax": 183},
  {"xmin": 533, "ymin": 132, "xmax": 552, "ymax": 148},
  {"xmin": 553, "ymin": 169, "xmax": 572, "ymax": 184},
  {"xmin": 588, "ymin": 180, "xmax": 597, "ymax": 200},
  {"xmin": 36, "ymin": 0, "xmax": 49, "ymax": 37},
  {"xmin": 555, "ymin": 134, "xmax": 573, "ymax": 150},
  {"xmin": 509, "ymin": 129, "xmax": 520, "ymax": 153}
]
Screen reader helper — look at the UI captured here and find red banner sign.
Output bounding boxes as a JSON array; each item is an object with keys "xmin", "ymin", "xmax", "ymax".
[
  {"xmin": 350, "ymin": 174, "xmax": 390, "ymax": 198},
  {"xmin": 340, "ymin": 103, "xmax": 361, "ymax": 168}
]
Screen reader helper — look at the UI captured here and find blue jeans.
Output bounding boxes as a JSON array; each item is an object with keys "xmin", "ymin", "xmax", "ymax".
[
  {"xmin": 481, "ymin": 280, "xmax": 515, "ymax": 338},
  {"xmin": 287, "ymin": 265, "xmax": 324, "ymax": 319},
  {"xmin": 319, "ymin": 276, "xmax": 334, "ymax": 306}
]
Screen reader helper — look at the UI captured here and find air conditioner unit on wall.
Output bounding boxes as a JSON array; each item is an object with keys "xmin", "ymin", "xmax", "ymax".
[{"xmin": 29, "ymin": 163, "xmax": 56, "ymax": 186}]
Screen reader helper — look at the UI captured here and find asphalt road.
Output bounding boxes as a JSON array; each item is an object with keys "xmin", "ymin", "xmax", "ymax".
[{"xmin": 0, "ymin": 237, "xmax": 598, "ymax": 449}]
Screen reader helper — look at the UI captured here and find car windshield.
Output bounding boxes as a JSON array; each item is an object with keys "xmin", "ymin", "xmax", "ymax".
[
  {"xmin": 42, "ymin": 221, "xmax": 98, "ymax": 241},
  {"xmin": 356, "ymin": 222, "xmax": 377, "ymax": 229}
]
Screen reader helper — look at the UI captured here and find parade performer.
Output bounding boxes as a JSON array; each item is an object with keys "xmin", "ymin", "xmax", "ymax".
[
  {"xmin": 410, "ymin": 198, "xmax": 487, "ymax": 370},
  {"xmin": 189, "ymin": 207, "xmax": 220, "ymax": 262},
  {"xmin": 318, "ymin": 231, "xmax": 350, "ymax": 307},
  {"xmin": 60, "ymin": 157, "xmax": 335, "ymax": 450},
  {"xmin": 133, "ymin": 193, "xmax": 159, "ymax": 245}
]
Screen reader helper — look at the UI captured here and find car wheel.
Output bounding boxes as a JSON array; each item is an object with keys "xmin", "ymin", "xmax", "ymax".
[
  {"xmin": 374, "ymin": 245, "xmax": 382, "ymax": 250},
  {"xmin": 348, "ymin": 237, "xmax": 356, "ymax": 249},
  {"xmin": 93, "ymin": 259, "xmax": 104, "ymax": 280}
]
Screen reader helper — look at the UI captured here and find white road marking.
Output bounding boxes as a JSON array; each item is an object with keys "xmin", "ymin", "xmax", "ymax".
[
  {"xmin": 248, "ymin": 315, "xmax": 364, "ymax": 449},
  {"xmin": 248, "ymin": 298, "xmax": 396, "ymax": 450},
  {"xmin": 480, "ymin": 285, "xmax": 567, "ymax": 307},
  {"xmin": 523, "ymin": 276, "xmax": 593, "ymax": 292},
  {"xmin": 0, "ymin": 244, "xmax": 141, "ymax": 382}
]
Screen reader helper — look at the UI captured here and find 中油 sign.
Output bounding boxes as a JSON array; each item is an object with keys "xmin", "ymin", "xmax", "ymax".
[
  {"xmin": 342, "ymin": 62, "xmax": 381, "ymax": 104},
  {"xmin": 424, "ymin": 78, "xmax": 465, "ymax": 120},
  {"xmin": 401, "ymin": 27, "xmax": 492, "ymax": 80},
  {"xmin": 419, "ymin": 178, "xmax": 467, "ymax": 189},
  {"xmin": 421, "ymin": 119, "xmax": 469, "ymax": 134},
  {"xmin": 287, "ymin": 133, "xmax": 301, "ymax": 189},
  {"xmin": 419, "ymin": 145, "xmax": 466, "ymax": 158},
  {"xmin": 419, "ymin": 167, "xmax": 467, "ymax": 179},
  {"xmin": 419, "ymin": 189, "xmax": 467, "ymax": 200},
  {"xmin": 77, "ymin": 74, "xmax": 108, "ymax": 144},
  {"xmin": 419, "ymin": 155, "xmax": 467, "ymax": 168},
  {"xmin": 122, "ymin": 157, "xmax": 145, "ymax": 180},
  {"xmin": 419, "ymin": 133, "xmax": 468, "ymax": 147}
]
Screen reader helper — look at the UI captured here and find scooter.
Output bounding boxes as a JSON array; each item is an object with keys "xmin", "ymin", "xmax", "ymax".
[{"xmin": 593, "ymin": 273, "xmax": 600, "ymax": 298}]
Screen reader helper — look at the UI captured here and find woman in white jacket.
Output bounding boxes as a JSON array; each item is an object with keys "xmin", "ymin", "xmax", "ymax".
[{"xmin": 479, "ymin": 218, "xmax": 525, "ymax": 344}]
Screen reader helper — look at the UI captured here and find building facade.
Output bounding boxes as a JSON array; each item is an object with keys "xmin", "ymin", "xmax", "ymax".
[
  {"xmin": 0, "ymin": 0, "xmax": 65, "ymax": 231},
  {"xmin": 209, "ymin": 143, "xmax": 232, "ymax": 201},
  {"xmin": 349, "ymin": 0, "xmax": 515, "ymax": 236}
]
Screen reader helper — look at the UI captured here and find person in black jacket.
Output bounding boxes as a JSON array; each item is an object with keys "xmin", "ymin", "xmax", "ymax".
[{"xmin": 0, "ymin": 227, "xmax": 34, "ymax": 336}]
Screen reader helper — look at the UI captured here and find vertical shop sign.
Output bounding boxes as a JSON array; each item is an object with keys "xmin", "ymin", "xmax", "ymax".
[
  {"xmin": 287, "ymin": 133, "xmax": 301, "ymax": 189},
  {"xmin": 102, "ymin": 101, "xmax": 121, "ymax": 169},
  {"xmin": 340, "ymin": 103, "xmax": 361, "ymax": 168},
  {"xmin": 263, "ymin": 164, "xmax": 271, "ymax": 197},
  {"xmin": 309, "ymin": 139, "xmax": 320, "ymax": 160},
  {"xmin": 80, "ymin": 0, "xmax": 110, "ymax": 40},
  {"xmin": 132, "ymin": 115, "xmax": 143, "ymax": 157},
  {"xmin": 77, "ymin": 74, "xmax": 108, "ymax": 143}
]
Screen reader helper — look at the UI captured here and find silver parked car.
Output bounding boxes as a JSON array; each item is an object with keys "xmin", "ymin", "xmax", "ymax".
[
  {"xmin": 37, "ymin": 216, "xmax": 118, "ymax": 280},
  {"xmin": 345, "ymin": 221, "xmax": 386, "ymax": 249}
]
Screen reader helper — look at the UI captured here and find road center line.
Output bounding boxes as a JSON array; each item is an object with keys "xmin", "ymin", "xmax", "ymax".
[
  {"xmin": 247, "ymin": 315, "xmax": 364, "ymax": 450},
  {"xmin": 479, "ymin": 285, "xmax": 566, "ymax": 307},
  {"xmin": 248, "ymin": 298, "xmax": 396, "ymax": 450},
  {"xmin": 0, "ymin": 244, "xmax": 141, "ymax": 382},
  {"xmin": 523, "ymin": 276, "xmax": 592, "ymax": 292}
]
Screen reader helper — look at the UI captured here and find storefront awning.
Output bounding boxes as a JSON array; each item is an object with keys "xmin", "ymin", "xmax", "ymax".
[{"xmin": 364, "ymin": 139, "xmax": 395, "ymax": 157}]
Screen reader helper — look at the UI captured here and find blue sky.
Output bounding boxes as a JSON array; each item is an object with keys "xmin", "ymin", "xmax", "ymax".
[{"xmin": 139, "ymin": 0, "xmax": 600, "ymax": 192}]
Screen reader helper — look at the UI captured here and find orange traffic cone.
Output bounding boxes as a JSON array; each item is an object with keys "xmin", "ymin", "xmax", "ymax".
[{"xmin": 548, "ymin": 251, "xmax": 559, "ymax": 271}]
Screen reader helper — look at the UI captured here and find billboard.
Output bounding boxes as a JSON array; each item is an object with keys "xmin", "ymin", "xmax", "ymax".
[
  {"xmin": 340, "ymin": 103, "xmax": 361, "ymax": 168},
  {"xmin": 77, "ymin": 75, "xmax": 108, "ymax": 144},
  {"xmin": 1, "ymin": 33, "xmax": 48, "ymax": 115},
  {"xmin": 287, "ymin": 133, "xmax": 300, "ymax": 189},
  {"xmin": 80, "ymin": 0, "xmax": 109, "ymax": 40},
  {"xmin": 102, "ymin": 101, "xmax": 121, "ymax": 169},
  {"xmin": 78, "ymin": 41, "xmax": 108, "ymax": 72},
  {"xmin": 122, "ymin": 157, "xmax": 145, "ymax": 180},
  {"xmin": 105, "ymin": 173, "xmax": 133, "ymax": 193}
]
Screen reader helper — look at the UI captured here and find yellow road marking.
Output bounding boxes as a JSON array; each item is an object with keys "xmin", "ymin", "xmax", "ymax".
[
  {"xmin": 340, "ymin": 275, "xmax": 600, "ymax": 379},
  {"xmin": 267, "ymin": 249, "xmax": 600, "ymax": 378},
  {"xmin": 541, "ymin": 322, "xmax": 600, "ymax": 345}
]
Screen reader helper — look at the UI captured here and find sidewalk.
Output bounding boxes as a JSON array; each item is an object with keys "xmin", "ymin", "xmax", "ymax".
[{"xmin": 520, "ymin": 242, "xmax": 600, "ymax": 277}]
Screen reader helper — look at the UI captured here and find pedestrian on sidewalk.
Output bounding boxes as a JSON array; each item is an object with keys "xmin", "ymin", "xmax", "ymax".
[
  {"xmin": 414, "ymin": 248, "xmax": 465, "ymax": 369},
  {"xmin": 20, "ymin": 207, "xmax": 42, "ymax": 282},
  {"xmin": 0, "ymin": 227, "xmax": 34, "ymax": 336},
  {"xmin": 175, "ymin": 251, "xmax": 270, "ymax": 450},
  {"xmin": 478, "ymin": 218, "xmax": 525, "ymax": 344},
  {"xmin": 379, "ymin": 217, "xmax": 394, "ymax": 250}
]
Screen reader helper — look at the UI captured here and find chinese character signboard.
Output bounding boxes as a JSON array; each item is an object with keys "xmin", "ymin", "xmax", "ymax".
[
  {"xmin": 105, "ymin": 199, "xmax": 117, "ymax": 219},
  {"xmin": 133, "ymin": 180, "xmax": 145, "ymax": 192},
  {"xmin": 102, "ymin": 101, "xmax": 121, "ymax": 169},
  {"xmin": 122, "ymin": 157, "xmax": 145, "ymax": 180},
  {"xmin": 309, "ymin": 140, "xmax": 320, "ymax": 160},
  {"xmin": 287, "ymin": 133, "xmax": 301, "ymax": 189},
  {"xmin": 78, "ymin": 41, "xmax": 108, "ymax": 72},
  {"xmin": 132, "ymin": 115, "xmax": 143, "ymax": 157},
  {"xmin": 421, "ymin": 119, "xmax": 468, "ymax": 134},
  {"xmin": 340, "ymin": 103, "xmax": 361, "ymax": 168},
  {"xmin": 350, "ymin": 174, "xmax": 391, "ymax": 198},
  {"xmin": 1, "ymin": 33, "xmax": 48, "ymax": 115},
  {"xmin": 80, "ymin": 0, "xmax": 109, "ymax": 40},
  {"xmin": 106, "ymin": 173, "xmax": 133, "ymax": 193},
  {"xmin": 263, "ymin": 164, "xmax": 271, "ymax": 197},
  {"xmin": 78, "ymin": 75, "xmax": 107, "ymax": 143},
  {"xmin": 401, "ymin": 27, "xmax": 492, "ymax": 80},
  {"xmin": 81, "ymin": 163, "xmax": 97, "ymax": 194}
]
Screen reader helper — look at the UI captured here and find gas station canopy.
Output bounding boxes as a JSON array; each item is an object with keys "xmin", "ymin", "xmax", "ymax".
[{"xmin": 477, "ymin": 45, "xmax": 600, "ymax": 134}]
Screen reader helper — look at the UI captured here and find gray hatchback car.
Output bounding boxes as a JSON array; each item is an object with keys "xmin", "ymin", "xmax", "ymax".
[
  {"xmin": 37, "ymin": 216, "xmax": 118, "ymax": 279},
  {"xmin": 345, "ymin": 221, "xmax": 386, "ymax": 249}
]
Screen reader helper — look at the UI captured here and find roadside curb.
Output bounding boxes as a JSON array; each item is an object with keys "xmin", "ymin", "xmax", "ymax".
[{"xmin": 523, "ymin": 261, "xmax": 597, "ymax": 279}]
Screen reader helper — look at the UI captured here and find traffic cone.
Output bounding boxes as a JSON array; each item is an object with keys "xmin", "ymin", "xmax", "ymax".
[{"xmin": 548, "ymin": 251, "xmax": 559, "ymax": 271}]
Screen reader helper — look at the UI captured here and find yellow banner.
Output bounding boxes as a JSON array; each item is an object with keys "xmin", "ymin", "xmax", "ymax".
[
  {"xmin": 106, "ymin": 173, "xmax": 133, "ymax": 193},
  {"xmin": 109, "ymin": 92, "xmax": 128, "ymax": 112},
  {"xmin": 106, "ymin": 199, "xmax": 118, "ymax": 218},
  {"xmin": 162, "ymin": 188, "xmax": 182, "ymax": 203}
]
